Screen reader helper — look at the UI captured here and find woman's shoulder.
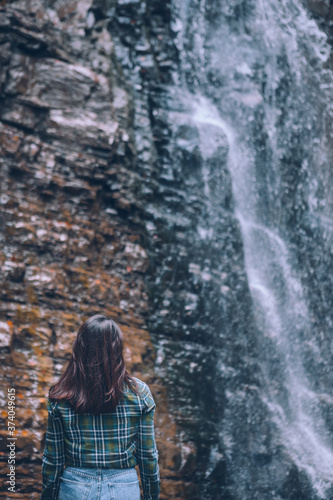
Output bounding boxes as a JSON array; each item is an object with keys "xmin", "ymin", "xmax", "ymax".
[
  {"xmin": 131, "ymin": 376, "xmax": 150, "ymax": 393},
  {"xmin": 126, "ymin": 377, "xmax": 156, "ymax": 412},
  {"xmin": 47, "ymin": 397, "xmax": 73, "ymax": 416}
]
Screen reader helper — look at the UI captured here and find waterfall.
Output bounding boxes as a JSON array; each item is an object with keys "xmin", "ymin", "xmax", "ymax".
[
  {"xmin": 170, "ymin": 0, "xmax": 333, "ymax": 496},
  {"xmin": 191, "ymin": 95, "xmax": 333, "ymax": 497}
]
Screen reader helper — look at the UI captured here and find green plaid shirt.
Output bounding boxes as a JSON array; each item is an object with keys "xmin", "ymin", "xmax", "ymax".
[{"xmin": 41, "ymin": 378, "xmax": 160, "ymax": 500}]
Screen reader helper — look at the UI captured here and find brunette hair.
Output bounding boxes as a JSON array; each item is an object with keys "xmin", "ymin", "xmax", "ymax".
[{"xmin": 49, "ymin": 314, "xmax": 138, "ymax": 414}]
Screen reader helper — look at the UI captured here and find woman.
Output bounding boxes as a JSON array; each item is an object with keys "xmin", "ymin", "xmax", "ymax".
[{"xmin": 41, "ymin": 314, "xmax": 160, "ymax": 500}]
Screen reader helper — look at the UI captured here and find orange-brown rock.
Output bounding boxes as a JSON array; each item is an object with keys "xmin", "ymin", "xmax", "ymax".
[{"xmin": 0, "ymin": 0, "xmax": 186, "ymax": 497}]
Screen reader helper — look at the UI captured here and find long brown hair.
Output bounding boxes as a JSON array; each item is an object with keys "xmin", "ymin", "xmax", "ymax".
[{"xmin": 49, "ymin": 314, "xmax": 137, "ymax": 413}]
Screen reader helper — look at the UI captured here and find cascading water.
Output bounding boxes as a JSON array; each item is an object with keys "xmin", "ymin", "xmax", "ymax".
[
  {"xmin": 192, "ymin": 96, "xmax": 333, "ymax": 497},
  {"xmin": 109, "ymin": 0, "xmax": 333, "ymax": 495},
  {"xmin": 169, "ymin": 0, "xmax": 333, "ymax": 497}
]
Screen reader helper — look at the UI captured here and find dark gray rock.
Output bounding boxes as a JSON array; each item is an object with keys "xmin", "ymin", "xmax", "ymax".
[{"xmin": 105, "ymin": 0, "xmax": 333, "ymax": 498}]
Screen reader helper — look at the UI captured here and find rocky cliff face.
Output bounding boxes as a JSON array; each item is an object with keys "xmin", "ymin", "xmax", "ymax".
[
  {"xmin": 0, "ymin": 1, "xmax": 183, "ymax": 497},
  {"xmin": 101, "ymin": 0, "xmax": 333, "ymax": 498},
  {"xmin": 1, "ymin": 0, "xmax": 333, "ymax": 499}
]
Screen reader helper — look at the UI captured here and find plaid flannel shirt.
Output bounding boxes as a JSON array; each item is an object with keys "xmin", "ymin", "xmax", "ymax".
[{"xmin": 41, "ymin": 378, "xmax": 160, "ymax": 500}]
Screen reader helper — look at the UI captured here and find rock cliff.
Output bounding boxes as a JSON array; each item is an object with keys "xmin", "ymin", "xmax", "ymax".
[
  {"xmin": 0, "ymin": 1, "xmax": 183, "ymax": 497},
  {"xmin": 1, "ymin": 0, "xmax": 333, "ymax": 499}
]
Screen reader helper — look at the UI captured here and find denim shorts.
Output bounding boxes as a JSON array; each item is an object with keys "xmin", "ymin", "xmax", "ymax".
[{"xmin": 58, "ymin": 466, "xmax": 140, "ymax": 500}]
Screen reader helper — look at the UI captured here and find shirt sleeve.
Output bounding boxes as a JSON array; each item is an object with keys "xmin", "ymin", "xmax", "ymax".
[
  {"xmin": 41, "ymin": 399, "xmax": 65, "ymax": 500},
  {"xmin": 136, "ymin": 389, "xmax": 161, "ymax": 500}
]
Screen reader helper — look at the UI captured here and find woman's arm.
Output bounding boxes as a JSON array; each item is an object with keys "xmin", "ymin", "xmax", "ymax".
[
  {"xmin": 41, "ymin": 400, "xmax": 65, "ymax": 500},
  {"xmin": 136, "ymin": 404, "xmax": 160, "ymax": 500}
]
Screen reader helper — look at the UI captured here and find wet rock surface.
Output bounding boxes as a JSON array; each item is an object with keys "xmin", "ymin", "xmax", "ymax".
[
  {"xmin": 1, "ymin": 0, "xmax": 333, "ymax": 499},
  {"xmin": 102, "ymin": 0, "xmax": 267, "ymax": 498},
  {"xmin": 101, "ymin": 0, "xmax": 333, "ymax": 498}
]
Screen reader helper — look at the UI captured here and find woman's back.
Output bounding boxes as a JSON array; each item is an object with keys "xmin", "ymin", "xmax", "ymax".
[
  {"xmin": 47, "ymin": 378, "xmax": 157, "ymax": 469},
  {"xmin": 41, "ymin": 315, "xmax": 160, "ymax": 500}
]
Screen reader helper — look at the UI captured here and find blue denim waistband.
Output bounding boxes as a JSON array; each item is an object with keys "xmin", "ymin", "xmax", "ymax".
[{"xmin": 63, "ymin": 466, "xmax": 137, "ymax": 481}]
